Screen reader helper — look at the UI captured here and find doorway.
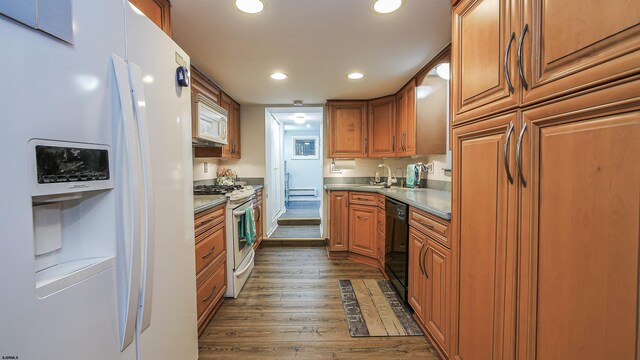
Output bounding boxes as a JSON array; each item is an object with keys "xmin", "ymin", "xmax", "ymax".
[{"xmin": 264, "ymin": 107, "xmax": 324, "ymax": 239}]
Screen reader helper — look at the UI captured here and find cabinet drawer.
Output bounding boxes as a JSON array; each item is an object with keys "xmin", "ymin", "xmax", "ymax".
[
  {"xmin": 409, "ymin": 207, "xmax": 449, "ymax": 246},
  {"xmin": 196, "ymin": 261, "xmax": 225, "ymax": 319},
  {"xmin": 195, "ymin": 205, "xmax": 225, "ymax": 239},
  {"xmin": 376, "ymin": 194, "xmax": 385, "ymax": 209},
  {"xmin": 194, "ymin": 222, "xmax": 225, "ymax": 275},
  {"xmin": 349, "ymin": 192, "xmax": 377, "ymax": 206}
]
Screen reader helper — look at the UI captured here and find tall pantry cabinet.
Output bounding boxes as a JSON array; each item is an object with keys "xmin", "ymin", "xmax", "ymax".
[{"xmin": 450, "ymin": 0, "xmax": 640, "ymax": 359}]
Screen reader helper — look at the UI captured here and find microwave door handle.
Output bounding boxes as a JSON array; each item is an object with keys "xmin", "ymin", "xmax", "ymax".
[
  {"xmin": 128, "ymin": 61, "xmax": 155, "ymax": 334},
  {"xmin": 112, "ymin": 54, "xmax": 143, "ymax": 352}
]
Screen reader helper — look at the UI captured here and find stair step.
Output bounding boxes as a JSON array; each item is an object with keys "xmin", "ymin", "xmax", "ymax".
[{"xmin": 277, "ymin": 217, "xmax": 321, "ymax": 226}]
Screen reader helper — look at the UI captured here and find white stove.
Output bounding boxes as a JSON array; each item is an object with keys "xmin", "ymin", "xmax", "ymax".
[{"xmin": 224, "ymin": 185, "xmax": 255, "ymax": 298}]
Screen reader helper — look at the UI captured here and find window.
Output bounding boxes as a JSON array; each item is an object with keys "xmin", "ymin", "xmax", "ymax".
[{"xmin": 292, "ymin": 136, "xmax": 319, "ymax": 160}]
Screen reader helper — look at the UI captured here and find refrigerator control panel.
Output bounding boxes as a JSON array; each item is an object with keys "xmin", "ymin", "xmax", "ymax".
[{"xmin": 29, "ymin": 139, "xmax": 114, "ymax": 196}]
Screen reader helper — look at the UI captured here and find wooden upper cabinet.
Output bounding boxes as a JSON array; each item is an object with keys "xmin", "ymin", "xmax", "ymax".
[
  {"xmin": 328, "ymin": 191, "xmax": 349, "ymax": 252},
  {"xmin": 451, "ymin": 112, "xmax": 518, "ymax": 360},
  {"xmin": 129, "ymin": 0, "xmax": 172, "ymax": 36},
  {"xmin": 408, "ymin": 228, "xmax": 428, "ymax": 323},
  {"xmin": 368, "ymin": 96, "xmax": 396, "ymax": 158},
  {"xmin": 328, "ymin": 101, "xmax": 368, "ymax": 158},
  {"xmin": 517, "ymin": 80, "xmax": 640, "ymax": 360},
  {"xmin": 231, "ymin": 100, "xmax": 241, "ymax": 158},
  {"xmin": 348, "ymin": 204, "xmax": 377, "ymax": 257},
  {"xmin": 396, "ymin": 80, "xmax": 417, "ymax": 157},
  {"xmin": 519, "ymin": 0, "xmax": 640, "ymax": 105},
  {"xmin": 191, "ymin": 67, "xmax": 220, "ymax": 105},
  {"xmin": 452, "ymin": 0, "xmax": 519, "ymax": 124}
]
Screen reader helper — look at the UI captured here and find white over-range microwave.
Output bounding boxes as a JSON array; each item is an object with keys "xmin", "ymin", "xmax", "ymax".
[{"xmin": 192, "ymin": 93, "xmax": 228, "ymax": 146}]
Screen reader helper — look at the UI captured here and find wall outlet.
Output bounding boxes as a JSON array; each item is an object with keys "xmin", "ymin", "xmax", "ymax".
[
  {"xmin": 204, "ymin": 162, "xmax": 208, "ymax": 173},
  {"xmin": 426, "ymin": 163, "xmax": 435, "ymax": 174}
]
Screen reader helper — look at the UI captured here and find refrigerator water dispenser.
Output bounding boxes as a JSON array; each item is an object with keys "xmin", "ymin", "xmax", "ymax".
[{"xmin": 30, "ymin": 139, "xmax": 116, "ymax": 298}]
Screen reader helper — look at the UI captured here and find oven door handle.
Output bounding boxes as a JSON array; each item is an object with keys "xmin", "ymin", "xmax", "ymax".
[
  {"xmin": 233, "ymin": 207, "xmax": 252, "ymax": 217},
  {"xmin": 235, "ymin": 248, "xmax": 255, "ymax": 277}
]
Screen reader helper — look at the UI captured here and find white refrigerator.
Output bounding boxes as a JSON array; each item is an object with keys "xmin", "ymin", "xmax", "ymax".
[{"xmin": 0, "ymin": 1, "xmax": 199, "ymax": 359}]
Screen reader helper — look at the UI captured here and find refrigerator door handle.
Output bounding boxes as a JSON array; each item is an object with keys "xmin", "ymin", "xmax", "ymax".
[
  {"xmin": 128, "ymin": 61, "xmax": 155, "ymax": 334},
  {"xmin": 112, "ymin": 54, "xmax": 143, "ymax": 352}
]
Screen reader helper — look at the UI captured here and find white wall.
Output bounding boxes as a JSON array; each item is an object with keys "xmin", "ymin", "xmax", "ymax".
[
  {"xmin": 219, "ymin": 104, "xmax": 267, "ymax": 177},
  {"xmin": 193, "ymin": 156, "xmax": 218, "ymax": 181},
  {"xmin": 284, "ymin": 130, "xmax": 322, "ymax": 201}
]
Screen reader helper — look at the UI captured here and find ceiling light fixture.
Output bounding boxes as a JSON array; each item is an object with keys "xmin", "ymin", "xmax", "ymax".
[
  {"xmin": 270, "ymin": 72, "xmax": 288, "ymax": 80},
  {"xmin": 306, "ymin": 124, "xmax": 311, "ymax": 128},
  {"xmin": 293, "ymin": 113, "xmax": 307, "ymax": 124},
  {"xmin": 435, "ymin": 63, "xmax": 450, "ymax": 80},
  {"xmin": 235, "ymin": 0, "xmax": 264, "ymax": 14},
  {"xmin": 348, "ymin": 72, "xmax": 364, "ymax": 80},
  {"xmin": 293, "ymin": 100, "xmax": 304, "ymax": 106},
  {"xmin": 372, "ymin": 0, "xmax": 403, "ymax": 14}
]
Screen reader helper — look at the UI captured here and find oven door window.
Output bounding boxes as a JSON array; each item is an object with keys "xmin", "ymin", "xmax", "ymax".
[{"xmin": 236, "ymin": 213, "xmax": 248, "ymax": 252}]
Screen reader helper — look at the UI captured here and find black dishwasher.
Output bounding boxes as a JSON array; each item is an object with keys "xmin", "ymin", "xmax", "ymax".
[{"xmin": 384, "ymin": 198, "xmax": 409, "ymax": 302}]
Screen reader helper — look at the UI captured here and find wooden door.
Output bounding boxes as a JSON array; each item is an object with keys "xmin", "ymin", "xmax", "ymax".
[
  {"xmin": 219, "ymin": 94, "xmax": 233, "ymax": 158},
  {"xmin": 408, "ymin": 228, "xmax": 427, "ymax": 323},
  {"xmin": 517, "ymin": 80, "xmax": 640, "ymax": 360},
  {"xmin": 520, "ymin": 0, "xmax": 640, "ymax": 105},
  {"xmin": 368, "ymin": 96, "xmax": 396, "ymax": 158},
  {"xmin": 328, "ymin": 101, "xmax": 368, "ymax": 158},
  {"xmin": 451, "ymin": 112, "xmax": 518, "ymax": 360},
  {"xmin": 231, "ymin": 101, "xmax": 241, "ymax": 158},
  {"xmin": 129, "ymin": 0, "xmax": 172, "ymax": 36},
  {"xmin": 348, "ymin": 204, "xmax": 376, "ymax": 257},
  {"xmin": 425, "ymin": 238, "xmax": 450, "ymax": 356},
  {"xmin": 328, "ymin": 192, "xmax": 349, "ymax": 252},
  {"xmin": 452, "ymin": 0, "xmax": 519, "ymax": 124},
  {"xmin": 396, "ymin": 80, "xmax": 417, "ymax": 156}
]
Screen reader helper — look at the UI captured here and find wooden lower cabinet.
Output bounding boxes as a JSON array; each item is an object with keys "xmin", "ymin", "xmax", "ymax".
[
  {"xmin": 328, "ymin": 191, "xmax": 349, "ymax": 252},
  {"xmin": 348, "ymin": 204, "xmax": 377, "ymax": 257},
  {"xmin": 451, "ymin": 112, "xmax": 518, "ymax": 360},
  {"xmin": 194, "ymin": 204, "xmax": 227, "ymax": 335},
  {"xmin": 424, "ymin": 238, "xmax": 450, "ymax": 356},
  {"xmin": 409, "ymin": 219, "xmax": 451, "ymax": 358},
  {"xmin": 376, "ymin": 207, "xmax": 385, "ymax": 267},
  {"xmin": 253, "ymin": 189, "xmax": 263, "ymax": 249},
  {"xmin": 516, "ymin": 79, "xmax": 640, "ymax": 360},
  {"xmin": 408, "ymin": 228, "xmax": 428, "ymax": 323}
]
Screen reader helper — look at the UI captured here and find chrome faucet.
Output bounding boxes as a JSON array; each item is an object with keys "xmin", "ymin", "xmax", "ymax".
[{"xmin": 378, "ymin": 163, "xmax": 397, "ymax": 188}]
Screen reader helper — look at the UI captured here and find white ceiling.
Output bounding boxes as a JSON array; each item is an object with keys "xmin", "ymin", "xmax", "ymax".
[
  {"xmin": 268, "ymin": 106, "xmax": 322, "ymax": 131},
  {"xmin": 171, "ymin": 0, "xmax": 451, "ymax": 105}
]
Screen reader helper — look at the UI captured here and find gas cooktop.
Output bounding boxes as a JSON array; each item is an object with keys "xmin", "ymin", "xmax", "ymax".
[{"xmin": 193, "ymin": 184, "xmax": 242, "ymax": 195}]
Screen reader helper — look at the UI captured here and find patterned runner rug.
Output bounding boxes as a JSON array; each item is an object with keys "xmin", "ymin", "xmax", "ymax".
[{"xmin": 338, "ymin": 279, "xmax": 424, "ymax": 337}]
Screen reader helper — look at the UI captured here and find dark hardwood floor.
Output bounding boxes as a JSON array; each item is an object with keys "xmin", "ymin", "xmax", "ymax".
[{"xmin": 198, "ymin": 246, "xmax": 440, "ymax": 359}]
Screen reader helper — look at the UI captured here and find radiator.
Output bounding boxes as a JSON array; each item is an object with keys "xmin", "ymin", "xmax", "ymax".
[{"xmin": 289, "ymin": 188, "xmax": 317, "ymax": 197}]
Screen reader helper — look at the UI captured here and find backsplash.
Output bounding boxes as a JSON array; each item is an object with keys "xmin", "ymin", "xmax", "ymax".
[
  {"xmin": 323, "ymin": 176, "xmax": 451, "ymax": 192},
  {"xmin": 193, "ymin": 156, "xmax": 218, "ymax": 181}
]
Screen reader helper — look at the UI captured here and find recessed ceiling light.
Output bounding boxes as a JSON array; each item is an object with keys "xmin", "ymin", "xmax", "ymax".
[
  {"xmin": 236, "ymin": 0, "xmax": 264, "ymax": 14},
  {"xmin": 435, "ymin": 63, "xmax": 450, "ymax": 80},
  {"xmin": 293, "ymin": 113, "xmax": 307, "ymax": 124},
  {"xmin": 372, "ymin": 0, "xmax": 403, "ymax": 14},
  {"xmin": 270, "ymin": 72, "xmax": 288, "ymax": 80},
  {"xmin": 306, "ymin": 124, "xmax": 311, "ymax": 128},
  {"xmin": 348, "ymin": 72, "xmax": 364, "ymax": 80}
]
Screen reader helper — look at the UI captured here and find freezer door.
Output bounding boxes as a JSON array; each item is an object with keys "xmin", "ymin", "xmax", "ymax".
[
  {"xmin": 0, "ymin": 1, "xmax": 136, "ymax": 359},
  {"xmin": 124, "ymin": 2, "xmax": 199, "ymax": 359}
]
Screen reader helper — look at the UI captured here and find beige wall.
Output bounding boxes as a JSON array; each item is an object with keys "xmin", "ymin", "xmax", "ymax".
[
  {"xmin": 220, "ymin": 105, "xmax": 267, "ymax": 177},
  {"xmin": 193, "ymin": 156, "xmax": 218, "ymax": 181}
]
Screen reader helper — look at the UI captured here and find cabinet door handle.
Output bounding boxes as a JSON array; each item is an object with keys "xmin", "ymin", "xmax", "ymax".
[
  {"xmin": 364, "ymin": 137, "xmax": 368, "ymax": 152},
  {"xmin": 401, "ymin": 133, "xmax": 406, "ymax": 151},
  {"xmin": 198, "ymin": 218, "xmax": 215, "ymax": 226},
  {"xmin": 357, "ymin": 215, "xmax": 367, "ymax": 221},
  {"xmin": 422, "ymin": 245, "xmax": 429, "ymax": 279},
  {"xmin": 517, "ymin": 24, "xmax": 529, "ymax": 90},
  {"xmin": 201, "ymin": 246, "xmax": 217, "ymax": 259},
  {"xmin": 504, "ymin": 32, "xmax": 515, "ymax": 94},
  {"xmin": 392, "ymin": 135, "xmax": 395, "ymax": 152},
  {"xmin": 418, "ymin": 243, "xmax": 426, "ymax": 275},
  {"xmin": 516, "ymin": 122, "xmax": 528, "ymax": 186},
  {"xmin": 504, "ymin": 122, "xmax": 514, "ymax": 184},
  {"xmin": 203, "ymin": 286, "xmax": 218, "ymax": 302},
  {"xmin": 418, "ymin": 220, "xmax": 435, "ymax": 230}
]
